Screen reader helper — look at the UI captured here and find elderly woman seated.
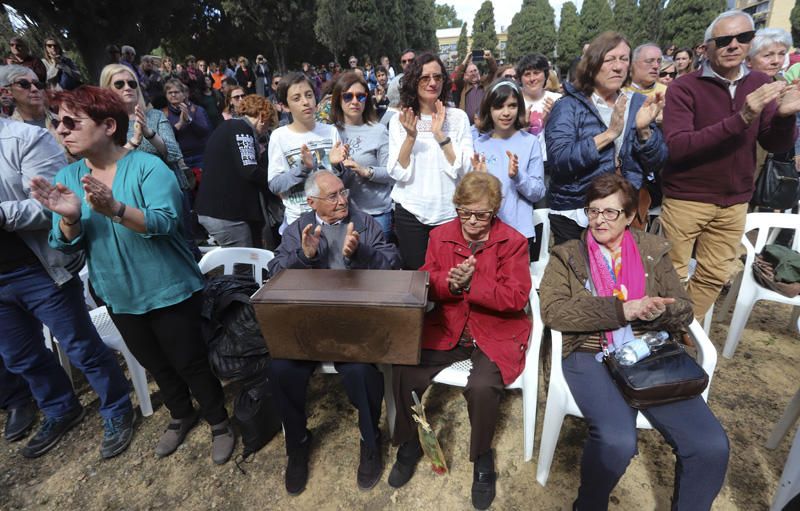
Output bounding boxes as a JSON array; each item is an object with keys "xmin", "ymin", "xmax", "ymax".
[
  {"xmin": 539, "ymin": 173, "xmax": 729, "ymax": 511},
  {"xmin": 389, "ymin": 171, "xmax": 532, "ymax": 510}
]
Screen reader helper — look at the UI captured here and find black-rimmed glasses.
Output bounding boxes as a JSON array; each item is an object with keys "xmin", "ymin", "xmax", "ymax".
[
  {"xmin": 12, "ymin": 79, "xmax": 44, "ymax": 90},
  {"xmin": 584, "ymin": 207, "xmax": 625, "ymax": 221},
  {"xmin": 455, "ymin": 208, "xmax": 493, "ymax": 222},
  {"xmin": 709, "ymin": 30, "xmax": 755, "ymax": 48}
]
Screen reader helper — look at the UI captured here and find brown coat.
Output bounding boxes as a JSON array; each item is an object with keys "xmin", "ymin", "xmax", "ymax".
[
  {"xmin": 454, "ymin": 56, "xmax": 497, "ymax": 111},
  {"xmin": 539, "ymin": 229, "xmax": 694, "ymax": 358}
]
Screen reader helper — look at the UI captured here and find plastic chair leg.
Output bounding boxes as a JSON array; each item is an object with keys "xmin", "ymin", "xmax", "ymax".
[
  {"xmin": 789, "ymin": 306, "xmax": 800, "ymax": 333},
  {"xmin": 766, "ymin": 386, "xmax": 800, "ymax": 450},
  {"xmin": 771, "ymin": 426, "xmax": 800, "ymax": 511},
  {"xmin": 723, "ymin": 288, "xmax": 758, "ymax": 359},
  {"xmin": 119, "ymin": 348, "xmax": 153, "ymax": 417},
  {"xmin": 522, "ymin": 382, "xmax": 536, "ymax": 462},
  {"xmin": 720, "ymin": 271, "xmax": 744, "ymax": 322},
  {"xmin": 703, "ymin": 303, "xmax": 714, "ymax": 335},
  {"xmin": 536, "ymin": 390, "xmax": 567, "ymax": 486}
]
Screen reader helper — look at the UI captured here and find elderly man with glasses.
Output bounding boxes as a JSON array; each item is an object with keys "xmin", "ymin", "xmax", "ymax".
[
  {"xmin": 624, "ymin": 43, "xmax": 667, "ymax": 99},
  {"xmin": 660, "ymin": 9, "xmax": 800, "ymax": 320},
  {"xmin": 266, "ymin": 170, "xmax": 400, "ymax": 496}
]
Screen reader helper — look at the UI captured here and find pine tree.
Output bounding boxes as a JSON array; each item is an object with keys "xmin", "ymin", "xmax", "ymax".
[
  {"xmin": 506, "ymin": 0, "xmax": 556, "ymax": 62},
  {"xmin": 404, "ymin": 0, "xmax": 437, "ymax": 52},
  {"xmin": 792, "ymin": 0, "xmax": 800, "ymax": 45},
  {"xmin": 662, "ymin": 0, "xmax": 725, "ymax": 49},
  {"xmin": 456, "ymin": 22, "xmax": 469, "ymax": 63},
  {"xmin": 434, "ymin": 3, "xmax": 462, "ymax": 29},
  {"xmin": 556, "ymin": 1, "xmax": 582, "ymax": 76},
  {"xmin": 471, "ymin": 0, "xmax": 498, "ymax": 54},
  {"xmin": 631, "ymin": 0, "xmax": 664, "ymax": 47},
  {"xmin": 612, "ymin": 0, "xmax": 638, "ymax": 41},
  {"xmin": 580, "ymin": 0, "xmax": 614, "ymax": 42},
  {"xmin": 315, "ymin": 0, "xmax": 354, "ymax": 64}
]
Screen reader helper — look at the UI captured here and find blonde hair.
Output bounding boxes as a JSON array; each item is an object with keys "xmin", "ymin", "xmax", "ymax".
[
  {"xmin": 99, "ymin": 64, "xmax": 147, "ymax": 111},
  {"xmin": 453, "ymin": 172, "xmax": 503, "ymax": 212}
]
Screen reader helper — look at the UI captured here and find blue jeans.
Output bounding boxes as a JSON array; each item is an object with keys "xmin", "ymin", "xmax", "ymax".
[
  {"xmin": 0, "ymin": 265, "xmax": 132, "ymax": 420},
  {"xmin": 371, "ymin": 210, "xmax": 393, "ymax": 242},
  {"xmin": 0, "ymin": 357, "xmax": 32, "ymax": 410},
  {"xmin": 563, "ymin": 352, "xmax": 729, "ymax": 511}
]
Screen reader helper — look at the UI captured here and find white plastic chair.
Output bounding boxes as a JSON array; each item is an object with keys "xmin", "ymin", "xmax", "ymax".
[
  {"xmin": 771, "ymin": 422, "xmax": 800, "ymax": 511},
  {"xmin": 197, "ymin": 247, "xmax": 274, "ymax": 282},
  {"xmin": 536, "ymin": 319, "xmax": 717, "ymax": 486},
  {"xmin": 530, "ymin": 208, "xmax": 551, "ymax": 290},
  {"xmin": 44, "ymin": 268, "xmax": 154, "ymax": 416},
  {"xmin": 723, "ymin": 213, "xmax": 800, "ymax": 359},
  {"xmin": 427, "ymin": 277, "xmax": 543, "ymax": 461}
]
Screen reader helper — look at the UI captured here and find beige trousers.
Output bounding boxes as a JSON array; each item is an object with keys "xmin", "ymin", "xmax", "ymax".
[{"xmin": 660, "ymin": 197, "xmax": 747, "ymax": 319}]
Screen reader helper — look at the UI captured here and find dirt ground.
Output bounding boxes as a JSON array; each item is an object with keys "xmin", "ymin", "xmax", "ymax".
[{"xmin": 1, "ymin": 293, "xmax": 798, "ymax": 511}]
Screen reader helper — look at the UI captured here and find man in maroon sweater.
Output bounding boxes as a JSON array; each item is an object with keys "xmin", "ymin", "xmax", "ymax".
[{"xmin": 661, "ymin": 10, "xmax": 798, "ymax": 319}]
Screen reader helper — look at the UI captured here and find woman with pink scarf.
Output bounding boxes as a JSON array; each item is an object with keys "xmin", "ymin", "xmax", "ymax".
[{"xmin": 539, "ymin": 173, "xmax": 729, "ymax": 511}]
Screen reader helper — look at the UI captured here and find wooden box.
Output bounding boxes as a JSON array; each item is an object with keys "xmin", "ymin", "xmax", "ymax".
[{"xmin": 251, "ymin": 269, "xmax": 429, "ymax": 365}]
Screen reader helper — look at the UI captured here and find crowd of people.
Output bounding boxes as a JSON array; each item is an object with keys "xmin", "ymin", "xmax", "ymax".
[{"xmin": 1, "ymin": 7, "xmax": 799, "ymax": 510}]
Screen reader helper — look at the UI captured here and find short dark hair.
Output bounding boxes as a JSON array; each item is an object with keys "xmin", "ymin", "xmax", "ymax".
[
  {"xmin": 49, "ymin": 86, "xmax": 129, "ymax": 146},
  {"xmin": 277, "ymin": 72, "xmax": 316, "ymax": 105},
  {"xmin": 330, "ymin": 72, "xmax": 377, "ymax": 129},
  {"xmin": 399, "ymin": 52, "xmax": 451, "ymax": 115},
  {"xmin": 222, "ymin": 76, "xmax": 238, "ymax": 87},
  {"xmin": 476, "ymin": 80, "xmax": 526, "ymax": 134},
  {"xmin": 516, "ymin": 53, "xmax": 550, "ymax": 78},
  {"xmin": 573, "ymin": 31, "xmax": 631, "ymax": 97},
  {"xmin": 585, "ymin": 173, "xmax": 638, "ymax": 217},
  {"xmin": 375, "ymin": 66, "xmax": 388, "ymax": 76}
]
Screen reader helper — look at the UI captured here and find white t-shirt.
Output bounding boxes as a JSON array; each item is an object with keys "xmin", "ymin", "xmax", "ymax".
[
  {"xmin": 267, "ymin": 122, "xmax": 341, "ymax": 226},
  {"xmin": 387, "ymin": 107, "xmax": 473, "ymax": 225},
  {"xmin": 524, "ymin": 90, "xmax": 561, "ymax": 162}
]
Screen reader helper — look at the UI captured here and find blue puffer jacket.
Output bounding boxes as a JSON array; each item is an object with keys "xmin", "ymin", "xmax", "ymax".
[{"xmin": 544, "ymin": 82, "xmax": 668, "ymax": 211}]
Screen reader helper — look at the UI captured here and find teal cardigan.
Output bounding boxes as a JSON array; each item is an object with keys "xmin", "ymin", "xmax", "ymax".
[{"xmin": 49, "ymin": 150, "xmax": 203, "ymax": 314}]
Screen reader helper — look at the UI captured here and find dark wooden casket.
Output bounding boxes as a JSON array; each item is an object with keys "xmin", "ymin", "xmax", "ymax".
[{"xmin": 251, "ymin": 269, "xmax": 429, "ymax": 365}]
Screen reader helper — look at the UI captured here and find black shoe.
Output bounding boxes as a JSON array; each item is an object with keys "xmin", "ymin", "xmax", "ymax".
[
  {"xmin": 21, "ymin": 405, "xmax": 85, "ymax": 458},
  {"xmin": 4, "ymin": 401, "xmax": 37, "ymax": 442},
  {"xmin": 100, "ymin": 409, "xmax": 135, "ymax": 459},
  {"xmin": 285, "ymin": 430, "xmax": 312, "ymax": 496},
  {"xmin": 471, "ymin": 450, "xmax": 496, "ymax": 510},
  {"xmin": 387, "ymin": 438, "xmax": 423, "ymax": 488},
  {"xmin": 357, "ymin": 433, "xmax": 383, "ymax": 490}
]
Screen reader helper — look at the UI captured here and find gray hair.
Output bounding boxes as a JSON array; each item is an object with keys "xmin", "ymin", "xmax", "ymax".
[
  {"xmin": 304, "ymin": 169, "xmax": 337, "ymax": 198},
  {"xmin": 659, "ymin": 57, "xmax": 675, "ymax": 72},
  {"xmin": 121, "ymin": 45, "xmax": 136, "ymax": 55},
  {"xmin": 0, "ymin": 64, "xmax": 36, "ymax": 87},
  {"xmin": 704, "ymin": 10, "xmax": 755, "ymax": 44},
  {"xmin": 632, "ymin": 43, "xmax": 661, "ymax": 62},
  {"xmin": 749, "ymin": 28, "xmax": 793, "ymax": 58},
  {"xmin": 164, "ymin": 78, "xmax": 188, "ymax": 94}
]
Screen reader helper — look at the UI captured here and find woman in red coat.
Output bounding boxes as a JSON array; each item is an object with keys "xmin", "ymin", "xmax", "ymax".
[{"xmin": 388, "ymin": 171, "xmax": 532, "ymax": 510}]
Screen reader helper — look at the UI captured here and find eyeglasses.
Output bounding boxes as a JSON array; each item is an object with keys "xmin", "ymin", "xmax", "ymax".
[
  {"xmin": 419, "ymin": 74, "xmax": 444, "ymax": 86},
  {"xmin": 709, "ymin": 30, "xmax": 755, "ymax": 48},
  {"xmin": 349, "ymin": 60, "xmax": 357, "ymax": 65},
  {"xmin": 112, "ymin": 80, "xmax": 138, "ymax": 90},
  {"xmin": 53, "ymin": 115, "xmax": 87, "ymax": 130},
  {"xmin": 584, "ymin": 207, "xmax": 625, "ymax": 221},
  {"xmin": 45, "ymin": 43, "xmax": 58, "ymax": 48},
  {"xmin": 502, "ymin": 74, "xmax": 517, "ymax": 80},
  {"xmin": 12, "ymin": 79, "xmax": 44, "ymax": 90},
  {"xmin": 455, "ymin": 208, "xmax": 493, "ymax": 222},
  {"xmin": 342, "ymin": 92, "xmax": 367, "ymax": 103},
  {"xmin": 9, "ymin": 42, "xmax": 23, "ymax": 48},
  {"xmin": 231, "ymin": 94, "xmax": 245, "ymax": 100},
  {"xmin": 310, "ymin": 189, "xmax": 350, "ymax": 203},
  {"xmin": 659, "ymin": 71, "xmax": 677, "ymax": 78},
  {"xmin": 401, "ymin": 59, "xmax": 414, "ymax": 64}
]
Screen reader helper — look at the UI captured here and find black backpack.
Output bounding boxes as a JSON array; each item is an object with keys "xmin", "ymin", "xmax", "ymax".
[
  {"xmin": 201, "ymin": 275, "xmax": 269, "ymax": 382},
  {"xmin": 234, "ymin": 369, "xmax": 282, "ymax": 461}
]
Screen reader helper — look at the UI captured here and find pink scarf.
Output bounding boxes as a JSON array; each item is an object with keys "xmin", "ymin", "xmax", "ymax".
[{"xmin": 586, "ymin": 229, "xmax": 646, "ymax": 348}]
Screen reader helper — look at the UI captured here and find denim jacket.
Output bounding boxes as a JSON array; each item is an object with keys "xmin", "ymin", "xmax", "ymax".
[
  {"xmin": 0, "ymin": 118, "xmax": 83, "ymax": 285},
  {"xmin": 545, "ymin": 82, "xmax": 668, "ymax": 211}
]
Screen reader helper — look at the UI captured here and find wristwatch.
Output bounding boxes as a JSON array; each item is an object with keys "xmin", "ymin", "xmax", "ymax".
[{"xmin": 112, "ymin": 202, "xmax": 127, "ymax": 224}]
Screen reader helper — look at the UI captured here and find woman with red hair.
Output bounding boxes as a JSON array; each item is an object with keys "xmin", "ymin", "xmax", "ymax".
[{"xmin": 30, "ymin": 86, "xmax": 234, "ymax": 465}]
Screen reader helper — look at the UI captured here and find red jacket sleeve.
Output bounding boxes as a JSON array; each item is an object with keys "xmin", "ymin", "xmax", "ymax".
[{"xmin": 466, "ymin": 236, "xmax": 531, "ymax": 312}]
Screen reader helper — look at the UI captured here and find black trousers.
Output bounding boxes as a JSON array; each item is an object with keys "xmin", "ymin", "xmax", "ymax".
[
  {"xmin": 268, "ymin": 359, "xmax": 384, "ymax": 451},
  {"xmin": 549, "ymin": 213, "xmax": 585, "ymax": 246},
  {"xmin": 392, "ymin": 345, "xmax": 504, "ymax": 462},
  {"xmin": 108, "ymin": 292, "xmax": 227, "ymax": 425},
  {"xmin": 393, "ymin": 203, "xmax": 436, "ymax": 270}
]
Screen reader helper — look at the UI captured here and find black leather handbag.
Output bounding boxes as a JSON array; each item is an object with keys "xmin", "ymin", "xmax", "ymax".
[
  {"xmin": 752, "ymin": 154, "xmax": 800, "ymax": 211},
  {"xmin": 602, "ymin": 337, "xmax": 709, "ymax": 409}
]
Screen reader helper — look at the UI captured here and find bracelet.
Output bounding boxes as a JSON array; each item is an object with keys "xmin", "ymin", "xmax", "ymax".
[
  {"xmin": 438, "ymin": 137, "xmax": 451, "ymax": 148},
  {"xmin": 128, "ymin": 139, "xmax": 141, "ymax": 148},
  {"xmin": 145, "ymin": 130, "xmax": 156, "ymax": 140},
  {"xmin": 61, "ymin": 215, "xmax": 80, "ymax": 226}
]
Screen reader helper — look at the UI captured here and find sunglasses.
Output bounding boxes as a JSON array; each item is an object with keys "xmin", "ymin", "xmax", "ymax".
[
  {"xmin": 455, "ymin": 208, "xmax": 493, "ymax": 222},
  {"xmin": 53, "ymin": 115, "xmax": 87, "ymax": 130},
  {"xmin": 9, "ymin": 42, "xmax": 24, "ymax": 48},
  {"xmin": 659, "ymin": 71, "xmax": 677, "ymax": 78},
  {"xmin": 13, "ymin": 79, "xmax": 44, "ymax": 90},
  {"xmin": 45, "ymin": 43, "xmax": 58, "ymax": 48},
  {"xmin": 112, "ymin": 79, "xmax": 138, "ymax": 90},
  {"xmin": 419, "ymin": 74, "xmax": 444, "ymax": 86},
  {"xmin": 401, "ymin": 59, "xmax": 413, "ymax": 64},
  {"xmin": 272, "ymin": 80, "xmax": 280, "ymax": 86},
  {"xmin": 231, "ymin": 94, "xmax": 245, "ymax": 100},
  {"xmin": 709, "ymin": 30, "xmax": 755, "ymax": 48},
  {"xmin": 342, "ymin": 92, "xmax": 367, "ymax": 103}
]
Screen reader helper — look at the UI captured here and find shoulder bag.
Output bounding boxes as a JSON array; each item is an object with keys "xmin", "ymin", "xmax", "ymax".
[{"xmin": 752, "ymin": 153, "xmax": 800, "ymax": 211}]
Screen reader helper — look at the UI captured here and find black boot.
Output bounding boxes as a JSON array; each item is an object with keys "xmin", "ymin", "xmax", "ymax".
[
  {"xmin": 285, "ymin": 430, "xmax": 312, "ymax": 496},
  {"xmin": 387, "ymin": 437, "xmax": 423, "ymax": 488},
  {"xmin": 4, "ymin": 401, "xmax": 37, "ymax": 442},
  {"xmin": 357, "ymin": 432, "xmax": 383, "ymax": 490},
  {"xmin": 472, "ymin": 449, "xmax": 496, "ymax": 510}
]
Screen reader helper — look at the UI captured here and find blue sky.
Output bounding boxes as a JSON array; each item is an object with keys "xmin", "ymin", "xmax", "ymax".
[{"xmin": 439, "ymin": 0, "xmax": 586, "ymax": 30}]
